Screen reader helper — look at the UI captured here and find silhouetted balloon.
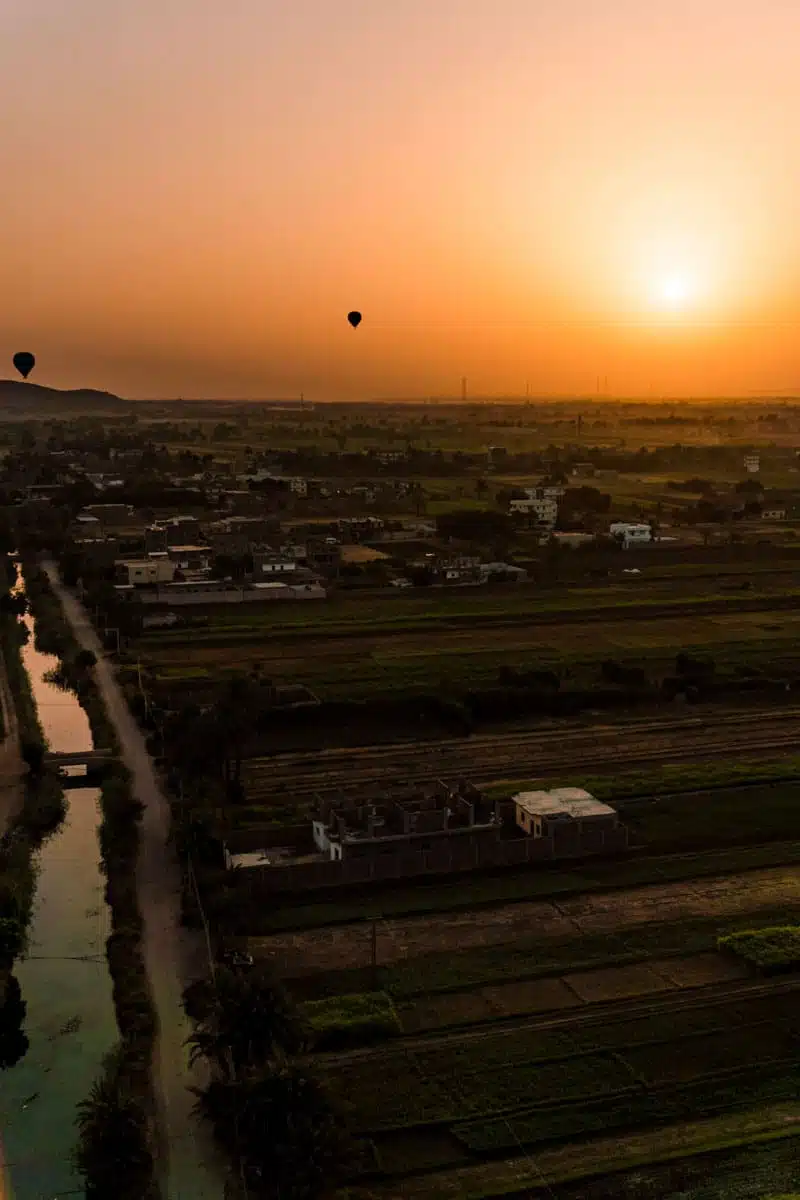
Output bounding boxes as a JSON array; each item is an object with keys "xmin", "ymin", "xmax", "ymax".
[
  {"xmin": 347, "ymin": 311, "xmax": 362, "ymax": 329},
  {"xmin": 12, "ymin": 352, "xmax": 35, "ymax": 380}
]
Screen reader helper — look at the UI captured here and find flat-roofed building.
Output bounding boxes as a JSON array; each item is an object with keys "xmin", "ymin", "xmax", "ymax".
[{"xmin": 513, "ymin": 787, "xmax": 619, "ymax": 838}]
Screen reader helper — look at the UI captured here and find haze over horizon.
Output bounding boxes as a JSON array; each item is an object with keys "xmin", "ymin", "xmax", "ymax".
[{"xmin": 3, "ymin": 1, "xmax": 800, "ymax": 401}]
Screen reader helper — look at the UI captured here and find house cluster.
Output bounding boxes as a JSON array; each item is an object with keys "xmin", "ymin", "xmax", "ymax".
[{"xmin": 104, "ymin": 512, "xmax": 333, "ymax": 606}]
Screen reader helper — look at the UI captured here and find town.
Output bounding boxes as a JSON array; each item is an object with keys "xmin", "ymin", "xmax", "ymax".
[{"xmin": 2, "ymin": 390, "xmax": 800, "ymax": 1199}]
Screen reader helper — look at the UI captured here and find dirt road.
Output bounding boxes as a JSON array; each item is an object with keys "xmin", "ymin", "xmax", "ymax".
[{"xmin": 43, "ymin": 563, "xmax": 225, "ymax": 1199}]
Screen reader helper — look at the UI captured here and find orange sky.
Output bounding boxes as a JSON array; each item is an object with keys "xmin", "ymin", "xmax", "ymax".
[{"xmin": 2, "ymin": 1, "xmax": 800, "ymax": 400}]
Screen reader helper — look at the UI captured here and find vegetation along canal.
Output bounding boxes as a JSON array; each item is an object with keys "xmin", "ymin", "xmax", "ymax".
[{"xmin": 0, "ymin": 569, "xmax": 117, "ymax": 1198}]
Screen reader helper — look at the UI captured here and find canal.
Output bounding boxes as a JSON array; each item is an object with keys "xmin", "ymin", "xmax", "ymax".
[{"xmin": 0, "ymin": 573, "xmax": 117, "ymax": 1198}]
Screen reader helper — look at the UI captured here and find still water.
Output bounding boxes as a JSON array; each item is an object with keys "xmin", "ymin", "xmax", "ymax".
[{"xmin": 0, "ymin": 588, "xmax": 117, "ymax": 1198}]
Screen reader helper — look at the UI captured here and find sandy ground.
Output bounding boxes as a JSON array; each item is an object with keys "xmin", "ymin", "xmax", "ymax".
[
  {"xmin": 252, "ymin": 863, "xmax": 800, "ymax": 976},
  {"xmin": 44, "ymin": 564, "xmax": 226, "ymax": 1200}
]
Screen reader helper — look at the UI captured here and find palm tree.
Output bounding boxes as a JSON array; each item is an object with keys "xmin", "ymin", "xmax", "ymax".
[
  {"xmin": 74, "ymin": 1046, "xmax": 155, "ymax": 1199},
  {"xmin": 184, "ymin": 965, "xmax": 309, "ymax": 1079},
  {"xmin": 212, "ymin": 674, "xmax": 263, "ymax": 793},
  {"xmin": 196, "ymin": 1064, "xmax": 351, "ymax": 1199}
]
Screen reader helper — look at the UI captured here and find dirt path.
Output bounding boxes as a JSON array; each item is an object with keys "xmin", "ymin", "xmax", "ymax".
[{"xmin": 43, "ymin": 563, "xmax": 225, "ymax": 1199}]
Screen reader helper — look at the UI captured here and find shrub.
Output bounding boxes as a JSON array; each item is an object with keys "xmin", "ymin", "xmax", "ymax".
[
  {"xmin": 676, "ymin": 651, "xmax": 715, "ymax": 678},
  {"xmin": 717, "ymin": 926, "xmax": 800, "ymax": 975},
  {"xmin": 0, "ymin": 974, "xmax": 29, "ymax": 1068},
  {"xmin": 0, "ymin": 916, "xmax": 25, "ymax": 965},
  {"xmin": 302, "ymin": 991, "xmax": 402, "ymax": 1050}
]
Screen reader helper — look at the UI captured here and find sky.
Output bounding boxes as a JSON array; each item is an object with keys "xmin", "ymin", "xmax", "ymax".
[{"xmin": 2, "ymin": 0, "xmax": 800, "ymax": 400}]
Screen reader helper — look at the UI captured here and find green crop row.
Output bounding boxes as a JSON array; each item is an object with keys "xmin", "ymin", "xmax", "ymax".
[
  {"xmin": 453, "ymin": 1067, "xmax": 800, "ymax": 1156},
  {"xmin": 321, "ymin": 991, "xmax": 800, "ymax": 1136}
]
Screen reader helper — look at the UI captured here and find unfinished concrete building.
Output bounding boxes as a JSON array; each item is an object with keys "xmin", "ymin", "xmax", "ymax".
[{"xmin": 312, "ymin": 780, "xmax": 502, "ymax": 862}]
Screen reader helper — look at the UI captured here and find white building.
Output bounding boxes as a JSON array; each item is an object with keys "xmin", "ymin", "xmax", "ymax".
[
  {"xmin": 744, "ymin": 454, "xmax": 760, "ymax": 474},
  {"xmin": 609, "ymin": 522, "xmax": 652, "ymax": 548},
  {"xmin": 527, "ymin": 486, "xmax": 565, "ymax": 500},
  {"xmin": 253, "ymin": 550, "xmax": 298, "ymax": 576},
  {"xmin": 116, "ymin": 558, "xmax": 177, "ymax": 586},
  {"xmin": 513, "ymin": 787, "xmax": 619, "ymax": 838},
  {"xmin": 510, "ymin": 495, "xmax": 558, "ymax": 525}
]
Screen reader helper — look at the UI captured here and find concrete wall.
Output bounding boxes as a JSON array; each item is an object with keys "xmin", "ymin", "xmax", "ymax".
[
  {"xmin": 231, "ymin": 825, "xmax": 630, "ymax": 895},
  {"xmin": 136, "ymin": 583, "xmax": 326, "ymax": 604}
]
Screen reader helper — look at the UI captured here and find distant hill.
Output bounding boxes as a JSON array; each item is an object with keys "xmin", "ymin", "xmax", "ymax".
[{"xmin": 0, "ymin": 380, "xmax": 132, "ymax": 411}]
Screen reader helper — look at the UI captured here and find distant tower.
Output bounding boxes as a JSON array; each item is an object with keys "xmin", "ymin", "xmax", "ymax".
[{"xmin": 576, "ymin": 414, "xmax": 583, "ymax": 437}]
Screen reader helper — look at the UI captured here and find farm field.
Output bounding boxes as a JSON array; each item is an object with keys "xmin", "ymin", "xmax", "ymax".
[
  {"xmin": 320, "ymin": 976, "xmax": 800, "ymax": 1195},
  {"xmin": 136, "ymin": 600, "xmax": 800, "ymax": 697},
  {"xmin": 239, "ymin": 711, "xmax": 800, "ymax": 810},
  {"xmin": 134, "ymin": 567, "xmax": 800, "ymax": 640},
  {"xmin": 539, "ymin": 1137, "xmax": 800, "ymax": 1200},
  {"xmin": 249, "ymin": 863, "xmax": 800, "ymax": 979},
  {"xmin": 126, "ymin": 545, "xmax": 800, "ymax": 700},
  {"xmin": 342, "ymin": 1104, "xmax": 800, "ymax": 1200}
]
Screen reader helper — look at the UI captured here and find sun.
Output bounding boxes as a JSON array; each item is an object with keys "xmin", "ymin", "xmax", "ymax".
[{"xmin": 653, "ymin": 273, "xmax": 694, "ymax": 310}]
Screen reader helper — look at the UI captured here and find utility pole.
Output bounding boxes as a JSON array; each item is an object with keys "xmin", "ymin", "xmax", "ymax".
[{"xmin": 370, "ymin": 917, "xmax": 379, "ymax": 989}]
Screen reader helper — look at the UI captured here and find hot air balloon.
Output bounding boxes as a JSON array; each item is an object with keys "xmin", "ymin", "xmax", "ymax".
[
  {"xmin": 13, "ymin": 352, "xmax": 35, "ymax": 380},
  {"xmin": 347, "ymin": 311, "xmax": 362, "ymax": 329}
]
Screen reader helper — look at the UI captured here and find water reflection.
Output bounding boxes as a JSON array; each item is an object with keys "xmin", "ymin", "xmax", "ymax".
[{"xmin": 1, "ymin": 593, "xmax": 117, "ymax": 1198}]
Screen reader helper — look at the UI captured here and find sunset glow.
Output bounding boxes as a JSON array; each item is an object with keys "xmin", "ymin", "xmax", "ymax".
[{"xmin": 1, "ymin": 1, "xmax": 799, "ymax": 398}]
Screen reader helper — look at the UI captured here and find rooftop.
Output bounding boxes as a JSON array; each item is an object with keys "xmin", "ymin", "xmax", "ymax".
[{"xmin": 513, "ymin": 787, "xmax": 616, "ymax": 820}]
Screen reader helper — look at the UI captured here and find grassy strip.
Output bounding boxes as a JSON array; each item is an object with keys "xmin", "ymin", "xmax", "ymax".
[
  {"xmin": 20, "ymin": 563, "xmax": 161, "ymax": 1198},
  {"xmin": 302, "ymin": 991, "xmax": 402, "ymax": 1051},
  {"xmin": 484, "ymin": 755, "xmax": 800, "ymax": 801}
]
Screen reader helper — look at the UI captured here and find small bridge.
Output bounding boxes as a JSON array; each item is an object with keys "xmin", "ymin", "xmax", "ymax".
[{"xmin": 44, "ymin": 749, "xmax": 116, "ymax": 770}]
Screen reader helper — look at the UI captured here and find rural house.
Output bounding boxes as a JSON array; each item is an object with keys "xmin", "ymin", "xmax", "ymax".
[
  {"xmin": 609, "ymin": 522, "xmax": 652, "ymax": 548},
  {"xmin": 513, "ymin": 787, "xmax": 619, "ymax": 837}
]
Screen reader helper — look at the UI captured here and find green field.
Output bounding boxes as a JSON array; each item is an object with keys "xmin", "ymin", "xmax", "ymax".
[{"xmin": 316, "ymin": 987, "xmax": 800, "ymax": 1183}]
